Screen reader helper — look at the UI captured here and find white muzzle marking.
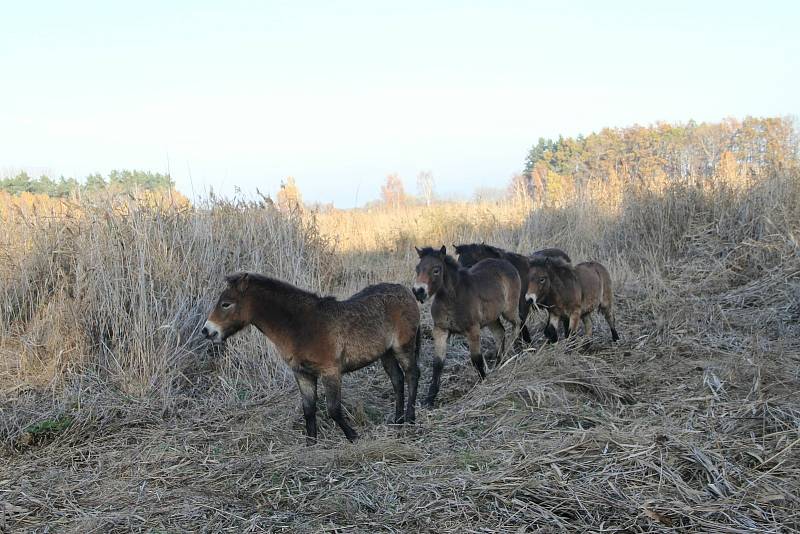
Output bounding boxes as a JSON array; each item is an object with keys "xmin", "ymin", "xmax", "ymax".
[
  {"xmin": 412, "ymin": 282, "xmax": 429, "ymax": 302},
  {"xmin": 203, "ymin": 320, "xmax": 222, "ymax": 341},
  {"xmin": 525, "ymin": 292, "xmax": 540, "ymax": 310}
]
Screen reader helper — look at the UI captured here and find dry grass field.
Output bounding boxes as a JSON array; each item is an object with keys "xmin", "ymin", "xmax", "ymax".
[{"xmin": 1, "ymin": 170, "xmax": 799, "ymax": 532}]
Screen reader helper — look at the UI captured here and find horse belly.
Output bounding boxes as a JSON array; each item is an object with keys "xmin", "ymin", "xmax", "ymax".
[
  {"xmin": 340, "ymin": 333, "xmax": 391, "ymax": 373},
  {"xmin": 341, "ymin": 352, "xmax": 380, "ymax": 373}
]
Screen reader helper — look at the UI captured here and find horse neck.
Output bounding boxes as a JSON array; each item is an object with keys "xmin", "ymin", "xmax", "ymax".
[
  {"xmin": 436, "ymin": 258, "xmax": 462, "ymax": 298},
  {"xmin": 244, "ymin": 282, "xmax": 318, "ymax": 347},
  {"xmin": 547, "ymin": 267, "xmax": 573, "ymax": 301}
]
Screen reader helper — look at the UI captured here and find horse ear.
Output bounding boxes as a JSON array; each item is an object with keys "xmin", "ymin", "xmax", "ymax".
[
  {"xmin": 225, "ymin": 272, "xmax": 250, "ymax": 293},
  {"xmin": 439, "ymin": 245, "xmax": 447, "ymax": 256},
  {"xmin": 415, "ymin": 246, "xmax": 423, "ymax": 258}
]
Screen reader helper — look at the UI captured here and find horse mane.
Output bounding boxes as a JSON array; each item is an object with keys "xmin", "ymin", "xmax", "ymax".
[
  {"xmin": 529, "ymin": 255, "xmax": 573, "ymax": 275},
  {"xmin": 416, "ymin": 246, "xmax": 461, "ymax": 271},
  {"xmin": 227, "ymin": 272, "xmax": 331, "ymax": 302},
  {"xmin": 479, "ymin": 243, "xmax": 506, "ymax": 257},
  {"xmin": 455, "ymin": 243, "xmax": 505, "ymax": 258}
]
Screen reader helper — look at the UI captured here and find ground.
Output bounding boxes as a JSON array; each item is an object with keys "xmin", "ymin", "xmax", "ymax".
[{"xmin": 3, "ymin": 264, "xmax": 800, "ymax": 533}]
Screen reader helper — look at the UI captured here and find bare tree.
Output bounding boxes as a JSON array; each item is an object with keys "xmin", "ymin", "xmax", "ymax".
[
  {"xmin": 508, "ymin": 172, "xmax": 531, "ymax": 206},
  {"xmin": 381, "ymin": 173, "xmax": 406, "ymax": 209},
  {"xmin": 416, "ymin": 170, "xmax": 435, "ymax": 207}
]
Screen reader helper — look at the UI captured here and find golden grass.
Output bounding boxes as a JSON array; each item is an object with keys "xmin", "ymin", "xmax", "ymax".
[{"xmin": 316, "ymin": 200, "xmax": 530, "ymax": 253}]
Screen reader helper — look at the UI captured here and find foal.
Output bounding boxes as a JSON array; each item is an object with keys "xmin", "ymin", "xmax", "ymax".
[
  {"xmin": 454, "ymin": 243, "xmax": 572, "ymax": 342},
  {"xmin": 525, "ymin": 256, "xmax": 620, "ymax": 343},
  {"xmin": 413, "ymin": 246, "xmax": 521, "ymax": 406},
  {"xmin": 203, "ymin": 272, "xmax": 421, "ymax": 445}
]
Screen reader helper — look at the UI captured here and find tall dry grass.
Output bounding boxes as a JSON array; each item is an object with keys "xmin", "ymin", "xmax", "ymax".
[
  {"xmin": 1, "ymin": 192, "xmax": 336, "ymax": 401},
  {"xmin": 3, "ymin": 170, "xmax": 798, "ymax": 396}
]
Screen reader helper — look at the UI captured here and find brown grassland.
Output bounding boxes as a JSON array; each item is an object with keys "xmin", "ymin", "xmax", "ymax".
[{"xmin": 1, "ymin": 166, "xmax": 799, "ymax": 532}]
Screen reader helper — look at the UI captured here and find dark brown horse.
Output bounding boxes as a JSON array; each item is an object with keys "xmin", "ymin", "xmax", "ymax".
[
  {"xmin": 454, "ymin": 243, "xmax": 572, "ymax": 342},
  {"xmin": 413, "ymin": 246, "xmax": 521, "ymax": 406},
  {"xmin": 525, "ymin": 256, "xmax": 619, "ymax": 343},
  {"xmin": 203, "ymin": 273, "xmax": 420, "ymax": 445}
]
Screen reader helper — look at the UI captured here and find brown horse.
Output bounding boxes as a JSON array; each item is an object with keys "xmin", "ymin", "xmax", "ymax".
[
  {"xmin": 524, "ymin": 256, "xmax": 619, "ymax": 343},
  {"xmin": 202, "ymin": 272, "xmax": 420, "ymax": 445},
  {"xmin": 413, "ymin": 246, "xmax": 521, "ymax": 406},
  {"xmin": 454, "ymin": 243, "xmax": 572, "ymax": 342}
]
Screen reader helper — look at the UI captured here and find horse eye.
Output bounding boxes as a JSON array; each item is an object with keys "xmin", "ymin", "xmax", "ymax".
[
  {"xmin": 433, "ymin": 268, "xmax": 441, "ymax": 275},
  {"xmin": 221, "ymin": 302, "xmax": 232, "ymax": 310},
  {"xmin": 539, "ymin": 277, "xmax": 546, "ymax": 283}
]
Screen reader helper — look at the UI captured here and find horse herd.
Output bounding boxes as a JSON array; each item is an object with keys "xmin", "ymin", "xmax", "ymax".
[{"xmin": 201, "ymin": 243, "xmax": 620, "ymax": 445}]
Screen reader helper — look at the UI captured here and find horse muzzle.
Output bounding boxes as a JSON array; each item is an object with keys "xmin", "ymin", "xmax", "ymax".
[
  {"xmin": 202, "ymin": 321, "xmax": 224, "ymax": 344},
  {"xmin": 412, "ymin": 284, "xmax": 428, "ymax": 303}
]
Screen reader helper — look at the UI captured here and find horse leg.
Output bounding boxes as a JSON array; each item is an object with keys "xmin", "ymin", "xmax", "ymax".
[
  {"xmin": 582, "ymin": 314, "xmax": 593, "ymax": 337},
  {"xmin": 506, "ymin": 304, "xmax": 522, "ymax": 348},
  {"xmin": 544, "ymin": 312, "xmax": 559, "ymax": 343},
  {"xmin": 601, "ymin": 305, "xmax": 620, "ymax": 341},
  {"xmin": 518, "ymin": 297, "xmax": 532, "ymax": 343},
  {"xmin": 561, "ymin": 317, "xmax": 571, "ymax": 337},
  {"xmin": 321, "ymin": 373, "xmax": 358, "ymax": 442},
  {"xmin": 380, "ymin": 353, "xmax": 405, "ymax": 424},
  {"xmin": 488, "ymin": 320, "xmax": 506, "ymax": 364},
  {"xmin": 568, "ymin": 312, "xmax": 581, "ymax": 337},
  {"xmin": 394, "ymin": 341, "xmax": 419, "ymax": 424},
  {"xmin": 424, "ymin": 326, "xmax": 449, "ymax": 407},
  {"xmin": 467, "ymin": 326, "xmax": 486, "ymax": 378},
  {"xmin": 294, "ymin": 371, "xmax": 318, "ymax": 446}
]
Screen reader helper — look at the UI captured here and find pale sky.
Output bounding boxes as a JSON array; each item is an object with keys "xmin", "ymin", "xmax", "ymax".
[{"xmin": 1, "ymin": 1, "xmax": 798, "ymax": 207}]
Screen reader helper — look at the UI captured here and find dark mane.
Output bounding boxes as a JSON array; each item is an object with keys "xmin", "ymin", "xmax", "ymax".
[
  {"xmin": 529, "ymin": 255, "xmax": 573, "ymax": 274},
  {"xmin": 455, "ymin": 243, "xmax": 531, "ymax": 265},
  {"xmin": 228, "ymin": 272, "xmax": 331, "ymax": 302},
  {"xmin": 479, "ymin": 244, "xmax": 507, "ymax": 257},
  {"xmin": 417, "ymin": 247, "xmax": 461, "ymax": 271},
  {"xmin": 455, "ymin": 243, "xmax": 505, "ymax": 258}
]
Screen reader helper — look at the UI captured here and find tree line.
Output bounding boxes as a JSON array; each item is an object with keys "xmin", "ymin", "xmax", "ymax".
[
  {"xmin": 0, "ymin": 170, "xmax": 174, "ymax": 197},
  {"xmin": 515, "ymin": 116, "xmax": 799, "ymax": 205}
]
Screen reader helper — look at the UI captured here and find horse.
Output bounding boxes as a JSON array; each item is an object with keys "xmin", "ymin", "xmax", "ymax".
[
  {"xmin": 202, "ymin": 272, "xmax": 421, "ymax": 445},
  {"xmin": 412, "ymin": 246, "xmax": 521, "ymax": 406},
  {"xmin": 524, "ymin": 256, "xmax": 619, "ymax": 343},
  {"xmin": 453, "ymin": 243, "xmax": 572, "ymax": 342}
]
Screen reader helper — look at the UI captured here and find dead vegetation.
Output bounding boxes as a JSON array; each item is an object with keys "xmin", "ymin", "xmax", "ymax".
[{"xmin": 1, "ymin": 171, "xmax": 799, "ymax": 532}]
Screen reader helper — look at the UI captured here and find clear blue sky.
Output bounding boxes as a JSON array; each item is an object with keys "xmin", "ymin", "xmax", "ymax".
[{"xmin": 1, "ymin": 1, "xmax": 798, "ymax": 207}]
